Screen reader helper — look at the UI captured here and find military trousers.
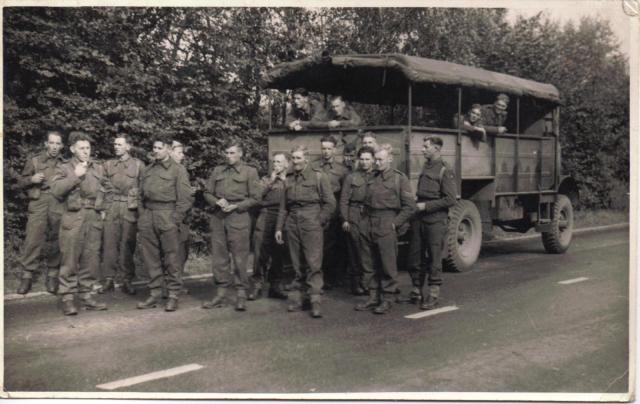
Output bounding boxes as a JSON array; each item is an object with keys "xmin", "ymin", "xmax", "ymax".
[
  {"xmin": 345, "ymin": 206, "xmax": 365, "ymax": 286},
  {"xmin": 58, "ymin": 208, "xmax": 103, "ymax": 300},
  {"xmin": 252, "ymin": 208, "xmax": 286, "ymax": 287},
  {"xmin": 285, "ymin": 205, "xmax": 324, "ymax": 302},
  {"xmin": 138, "ymin": 207, "xmax": 182, "ymax": 297},
  {"xmin": 210, "ymin": 210, "xmax": 251, "ymax": 291},
  {"xmin": 177, "ymin": 222, "xmax": 190, "ymax": 275},
  {"xmin": 360, "ymin": 210, "xmax": 399, "ymax": 297},
  {"xmin": 408, "ymin": 217, "xmax": 447, "ymax": 287},
  {"xmin": 322, "ymin": 204, "xmax": 347, "ymax": 283},
  {"xmin": 17, "ymin": 193, "xmax": 63, "ymax": 279},
  {"xmin": 102, "ymin": 200, "xmax": 138, "ymax": 282}
]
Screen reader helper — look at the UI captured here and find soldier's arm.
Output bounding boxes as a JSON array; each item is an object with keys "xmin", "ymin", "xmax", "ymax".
[
  {"xmin": 301, "ymin": 102, "xmax": 328, "ymax": 129},
  {"xmin": 175, "ymin": 165, "xmax": 194, "ymax": 223},
  {"xmin": 339, "ymin": 174, "xmax": 352, "ymax": 223},
  {"xmin": 340, "ymin": 108, "xmax": 362, "ymax": 127},
  {"xmin": 275, "ymin": 190, "xmax": 288, "ymax": 232},
  {"xmin": 50, "ymin": 165, "xmax": 81, "ymax": 201},
  {"xmin": 95, "ymin": 165, "xmax": 111, "ymax": 212},
  {"xmin": 318, "ymin": 172, "xmax": 336, "ymax": 224},
  {"xmin": 203, "ymin": 167, "xmax": 220, "ymax": 207},
  {"xmin": 394, "ymin": 174, "xmax": 417, "ymax": 227},
  {"xmin": 16, "ymin": 156, "xmax": 37, "ymax": 189},
  {"xmin": 424, "ymin": 168, "xmax": 457, "ymax": 213},
  {"xmin": 236, "ymin": 167, "xmax": 261, "ymax": 212}
]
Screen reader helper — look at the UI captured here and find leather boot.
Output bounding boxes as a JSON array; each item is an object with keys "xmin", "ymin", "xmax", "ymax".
[
  {"xmin": 101, "ymin": 278, "xmax": 115, "ymax": 293},
  {"xmin": 420, "ymin": 285, "xmax": 440, "ymax": 311},
  {"xmin": 16, "ymin": 277, "xmax": 32, "ymax": 295},
  {"xmin": 165, "ymin": 297, "xmax": 179, "ymax": 312},
  {"xmin": 287, "ymin": 292, "xmax": 302, "ymax": 312},
  {"xmin": 81, "ymin": 295, "xmax": 108, "ymax": 311},
  {"xmin": 268, "ymin": 286, "xmax": 288, "ymax": 300},
  {"xmin": 137, "ymin": 293, "xmax": 161, "ymax": 309},
  {"xmin": 62, "ymin": 299, "xmax": 78, "ymax": 316},
  {"xmin": 350, "ymin": 278, "xmax": 366, "ymax": 296},
  {"xmin": 311, "ymin": 302, "xmax": 322, "ymax": 318},
  {"xmin": 355, "ymin": 289, "xmax": 380, "ymax": 311},
  {"xmin": 236, "ymin": 290, "xmax": 247, "ymax": 311},
  {"xmin": 202, "ymin": 288, "xmax": 227, "ymax": 309},
  {"xmin": 45, "ymin": 276, "xmax": 59, "ymax": 295},
  {"xmin": 373, "ymin": 299, "xmax": 392, "ymax": 315},
  {"xmin": 121, "ymin": 279, "xmax": 137, "ymax": 296},
  {"xmin": 248, "ymin": 281, "xmax": 262, "ymax": 301}
]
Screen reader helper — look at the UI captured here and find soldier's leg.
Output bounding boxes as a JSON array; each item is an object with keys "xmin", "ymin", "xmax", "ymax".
[
  {"xmin": 299, "ymin": 215, "xmax": 324, "ymax": 303},
  {"xmin": 251, "ymin": 213, "xmax": 268, "ymax": 289},
  {"xmin": 377, "ymin": 231, "xmax": 399, "ymax": 298},
  {"xmin": 78, "ymin": 212, "xmax": 106, "ymax": 302},
  {"xmin": 138, "ymin": 210, "xmax": 164, "ymax": 296},
  {"xmin": 157, "ymin": 211, "xmax": 181, "ymax": 298},
  {"xmin": 17, "ymin": 198, "xmax": 50, "ymax": 279},
  {"xmin": 102, "ymin": 205, "xmax": 122, "ymax": 282},
  {"xmin": 58, "ymin": 212, "xmax": 85, "ymax": 301},
  {"xmin": 407, "ymin": 218, "xmax": 426, "ymax": 289},
  {"xmin": 45, "ymin": 210, "xmax": 62, "ymax": 279},
  {"xmin": 121, "ymin": 207, "xmax": 139, "ymax": 282},
  {"xmin": 285, "ymin": 216, "xmax": 304, "ymax": 309},
  {"xmin": 210, "ymin": 213, "xmax": 232, "ymax": 289},
  {"xmin": 227, "ymin": 213, "xmax": 251, "ymax": 293},
  {"xmin": 425, "ymin": 220, "xmax": 447, "ymax": 287}
]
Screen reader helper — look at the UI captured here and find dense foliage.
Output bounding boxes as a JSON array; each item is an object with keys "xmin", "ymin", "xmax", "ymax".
[{"xmin": 4, "ymin": 7, "xmax": 629, "ymax": 259}]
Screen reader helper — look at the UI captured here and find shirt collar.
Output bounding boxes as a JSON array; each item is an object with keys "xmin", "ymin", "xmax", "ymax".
[
  {"xmin": 295, "ymin": 163, "xmax": 311, "ymax": 180},
  {"xmin": 154, "ymin": 157, "xmax": 172, "ymax": 169},
  {"xmin": 225, "ymin": 162, "xmax": 242, "ymax": 173}
]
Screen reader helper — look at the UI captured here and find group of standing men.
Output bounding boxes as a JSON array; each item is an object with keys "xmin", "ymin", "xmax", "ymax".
[{"xmin": 13, "ymin": 87, "xmax": 458, "ymax": 318}]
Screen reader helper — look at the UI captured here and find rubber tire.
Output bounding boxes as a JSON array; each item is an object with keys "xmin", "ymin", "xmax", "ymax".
[
  {"xmin": 541, "ymin": 194, "xmax": 574, "ymax": 254},
  {"xmin": 444, "ymin": 200, "xmax": 482, "ymax": 272}
]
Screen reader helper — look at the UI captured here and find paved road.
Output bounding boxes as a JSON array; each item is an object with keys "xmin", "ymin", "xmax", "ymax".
[{"xmin": 4, "ymin": 227, "xmax": 630, "ymax": 395}]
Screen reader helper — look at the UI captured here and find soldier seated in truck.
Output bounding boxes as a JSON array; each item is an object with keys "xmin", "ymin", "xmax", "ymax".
[
  {"xmin": 285, "ymin": 88, "xmax": 328, "ymax": 131},
  {"xmin": 453, "ymin": 103, "xmax": 487, "ymax": 142}
]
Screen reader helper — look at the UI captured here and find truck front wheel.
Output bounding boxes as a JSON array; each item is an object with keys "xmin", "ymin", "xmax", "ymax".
[
  {"xmin": 444, "ymin": 200, "xmax": 482, "ymax": 272},
  {"xmin": 541, "ymin": 194, "xmax": 574, "ymax": 254}
]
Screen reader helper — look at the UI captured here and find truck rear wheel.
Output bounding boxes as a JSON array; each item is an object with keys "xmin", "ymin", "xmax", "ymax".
[
  {"xmin": 541, "ymin": 194, "xmax": 574, "ymax": 253},
  {"xmin": 444, "ymin": 200, "xmax": 482, "ymax": 272}
]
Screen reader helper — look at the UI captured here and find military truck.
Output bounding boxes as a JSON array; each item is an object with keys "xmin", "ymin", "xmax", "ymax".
[{"xmin": 263, "ymin": 53, "xmax": 579, "ymax": 272}]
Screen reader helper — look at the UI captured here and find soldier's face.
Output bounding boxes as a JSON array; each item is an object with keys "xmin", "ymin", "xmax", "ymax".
[
  {"xmin": 343, "ymin": 152, "xmax": 355, "ymax": 168},
  {"xmin": 113, "ymin": 137, "xmax": 131, "ymax": 157},
  {"xmin": 45, "ymin": 133, "xmax": 63, "ymax": 157},
  {"xmin": 362, "ymin": 137, "xmax": 377, "ymax": 148},
  {"xmin": 495, "ymin": 100, "xmax": 508, "ymax": 115},
  {"xmin": 374, "ymin": 150, "xmax": 391, "ymax": 172},
  {"xmin": 171, "ymin": 146, "xmax": 185, "ymax": 164},
  {"xmin": 331, "ymin": 99, "xmax": 345, "ymax": 116},
  {"xmin": 469, "ymin": 108, "xmax": 481, "ymax": 124},
  {"xmin": 321, "ymin": 141, "xmax": 336, "ymax": 160},
  {"xmin": 272, "ymin": 154, "xmax": 288, "ymax": 174},
  {"xmin": 423, "ymin": 141, "xmax": 439, "ymax": 160},
  {"xmin": 293, "ymin": 94, "xmax": 308, "ymax": 110},
  {"xmin": 359, "ymin": 152, "xmax": 374, "ymax": 171},
  {"xmin": 225, "ymin": 146, "xmax": 242, "ymax": 165},
  {"xmin": 71, "ymin": 140, "xmax": 91, "ymax": 162},
  {"xmin": 291, "ymin": 151, "xmax": 307, "ymax": 172},
  {"xmin": 153, "ymin": 141, "xmax": 170, "ymax": 160}
]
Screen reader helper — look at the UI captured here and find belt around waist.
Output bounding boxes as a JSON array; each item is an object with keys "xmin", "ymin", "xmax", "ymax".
[
  {"xmin": 145, "ymin": 201, "xmax": 176, "ymax": 210},
  {"xmin": 288, "ymin": 203, "xmax": 320, "ymax": 210},
  {"xmin": 112, "ymin": 195, "xmax": 129, "ymax": 202},
  {"xmin": 363, "ymin": 207, "xmax": 397, "ymax": 215}
]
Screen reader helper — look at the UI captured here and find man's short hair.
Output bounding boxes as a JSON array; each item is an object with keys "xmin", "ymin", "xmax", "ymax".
[
  {"xmin": 150, "ymin": 134, "xmax": 171, "ymax": 146},
  {"xmin": 331, "ymin": 95, "xmax": 345, "ymax": 102},
  {"xmin": 424, "ymin": 136, "xmax": 444, "ymax": 148},
  {"xmin": 45, "ymin": 129, "xmax": 65, "ymax": 142},
  {"xmin": 290, "ymin": 145, "xmax": 308, "ymax": 156},
  {"xmin": 292, "ymin": 88, "xmax": 309, "ymax": 97},
  {"xmin": 470, "ymin": 103, "xmax": 482, "ymax": 111},
  {"xmin": 378, "ymin": 143, "xmax": 393, "ymax": 154},
  {"xmin": 68, "ymin": 131, "xmax": 93, "ymax": 145},
  {"xmin": 361, "ymin": 131, "xmax": 377, "ymax": 140},
  {"xmin": 357, "ymin": 146, "xmax": 376, "ymax": 158},
  {"xmin": 272, "ymin": 151, "xmax": 290, "ymax": 161},
  {"xmin": 171, "ymin": 140, "xmax": 184, "ymax": 150},
  {"xmin": 320, "ymin": 135, "xmax": 338, "ymax": 146},
  {"xmin": 496, "ymin": 93, "xmax": 510, "ymax": 104},
  {"xmin": 343, "ymin": 143, "xmax": 357, "ymax": 154},
  {"xmin": 115, "ymin": 133, "xmax": 134, "ymax": 145},
  {"xmin": 223, "ymin": 140, "xmax": 243, "ymax": 153}
]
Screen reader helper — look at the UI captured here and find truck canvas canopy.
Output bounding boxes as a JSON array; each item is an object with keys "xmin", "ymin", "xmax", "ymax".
[{"xmin": 264, "ymin": 53, "xmax": 561, "ymax": 106}]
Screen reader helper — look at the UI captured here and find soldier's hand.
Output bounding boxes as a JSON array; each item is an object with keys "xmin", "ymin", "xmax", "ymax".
[
  {"xmin": 498, "ymin": 126, "xmax": 507, "ymax": 134},
  {"xmin": 275, "ymin": 231, "xmax": 284, "ymax": 245},
  {"xmin": 327, "ymin": 120, "xmax": 340, "ymax": 128},
  {"xmin": 417, "ymin": 202, "xmax": 426, "ymax": 211},
  {"xmin": 342, "ymin": 221, "xmax": 350, "ymax": 232},
  {"xmin": 216, "ymin": 198, "xmax": 229, "ymax": 209},
  {"xmin": 100, "ymin": 211, "xmax": 106, "ymax": 221},
  {"xmin": 74, "ymin": 162, "xmax": 88, "ymax": 177},
  {"xmin": 288, "ymin": 120, "xmax": 300, "ymax": 130},
  {"xmin": 31, "ymin": 172, "xmax": 45, "ymax": 184},
  {"xmin": 222, "ymin": 204, "xmax": 237, "ymax": 213}
]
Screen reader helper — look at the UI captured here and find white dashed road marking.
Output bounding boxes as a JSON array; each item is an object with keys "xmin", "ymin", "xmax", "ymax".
[
  {"xmin": 96, "ymin": 363, "xmax": 204, "ymax": 390},
  {"xmin": 558, "ymin": 277, "xmax": 589, "ymax": 285},
  {"xmin": 405, "ymin": 305, "xmax": 459, "ymax": 319}
]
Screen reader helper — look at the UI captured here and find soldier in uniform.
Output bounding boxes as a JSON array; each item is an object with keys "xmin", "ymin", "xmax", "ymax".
[
  {"xmin": 50, "ymin": 131, "xmax": 109, "ymax": 315},
  {"xmin": 15, "ymin": 129, "xmax": 66, "ymax": 295},
  {"xmin": 481, "ymin": 93, "xmax": 509, "ymax": 135},
  {"xmin": 202, "ymin": 142, "xmax": 260, "ymax": 311},
  {"xmin": 340, "ymin": 146, "xmax": 376, "ymax": 296},
  {"xmin": 361, "ymin": 131, "xmax": 378, "ymax": 149},
  {"xmin": 275, "ymin": 145, "xmax": 335, "ymax": 318},
  {"xmin": 100, "ymin": 134, "xmax": 144, "ymax": 295},
  {"xmin": 285, "ymin": 88, "xmax": 328, "ymax": 131},
  {"xmin": 408, "ymin": 136, "xmax": 456, "ymax": 310},
  {"xmin": 355, "ymin": 144, "xmax": 415, "ymax": 314},
  {"xmin": 317, "ymin": 96, "xmax": 362, "ymax": 129},
  {"xmin": 453, "ymin": 104, "xmax": 487, "ymax": 142},
  {"xmin": 312, "ymin": 135, "xmax": 349, "ymax": 289},
  {"xmin": 136, "ymin": 135, "xmax": 193, "ymax": 312},
  {"xmin": 342, "ymin": 143, "xmax": 357, "ymax": 172},
  {"xmin": 170, "ymin": 140, "xmax": 192, "ymax": 286},
  {"xmin": 248, "ymin": 152, "xmax": 290, "ymax": 301}
]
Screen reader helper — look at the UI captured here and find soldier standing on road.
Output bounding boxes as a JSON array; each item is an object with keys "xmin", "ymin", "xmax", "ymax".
[
  {"xmin": 136, "ymin": 135, "xmax": 193, "ymax": 312},
  {"xmin": 481, "ymin": 93, "xmax": 509, "ymax": 135},
  {"xmin": 15, "ymin": 129, "xmax": 66, "ymax": 295},
  {"xmin": 408, "ymin": 136, "xmax": 456, "ymax": 310},
  {"xmin": 340, "ymin": 146, "xmax": 376, "ymax": 296},
  {"xmin": 202, "ymin": 142, "xmax": 260, "ymax": 312},
  {"xmin": 285, "ymin": 88, "xmax": 328, "ymax": 131},
  {"xmin": 100, "ymin": 134, "xmax": 144, "ymax": 296},
  {"xmin": 50, "ymin": 131, "xmax": 110, "ymax": 315},
  {"xmin": 248, "ymin": 152, "xmax": 290, "ymax": 301},
  {"xmin": 355, "ymin": 145, "xmax": 415, "ymax": 315},
  {"xmin": 312, "ymin": 135, "xmax": 349, "ymax": 290},
  {"xmin": 275, "ymin": 145, "xmax": 335, "ymax": 318},
  {"xmin": 170, "ymin": 140, "xmax": 193, "ymax": 290}
]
